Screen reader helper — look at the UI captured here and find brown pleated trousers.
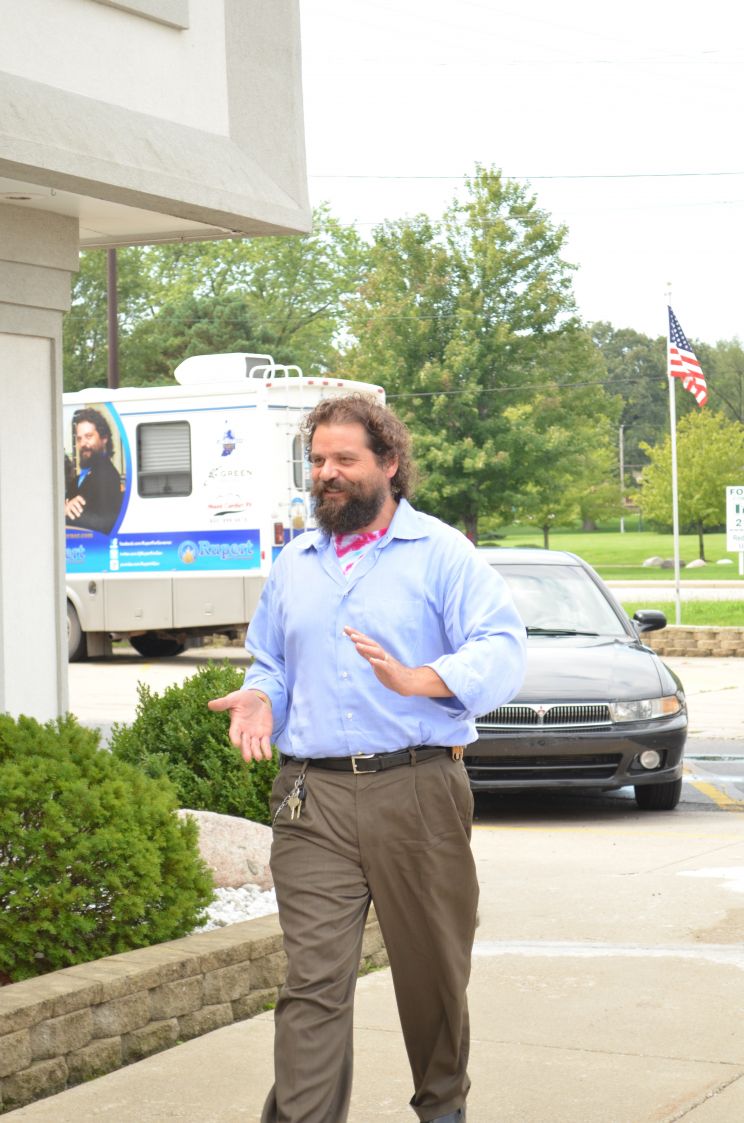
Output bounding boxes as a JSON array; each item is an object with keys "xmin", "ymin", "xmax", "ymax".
[{"xmin": 260, "ymin": 751, "xmax": 479, "ymax": 1123}]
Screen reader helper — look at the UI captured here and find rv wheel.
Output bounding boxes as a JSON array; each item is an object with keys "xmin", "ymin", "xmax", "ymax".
[
  {"xmin": 67, "ymin": 602, "xmax": 87, "ymax": 662},
  {"xmin": 129, "ymin": 633, "xmax": 186, "ymax": 658}
]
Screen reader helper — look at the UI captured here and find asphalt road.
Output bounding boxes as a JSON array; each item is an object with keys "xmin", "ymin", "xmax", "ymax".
[{"xmin": 607, "ymin": 579, "xmax": 744, "ymax": 601}]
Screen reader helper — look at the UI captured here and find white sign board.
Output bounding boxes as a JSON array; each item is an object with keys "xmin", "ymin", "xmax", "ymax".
[{"xmin": 726, "ymin": 485, "xmax": 744, "ymax": 552}]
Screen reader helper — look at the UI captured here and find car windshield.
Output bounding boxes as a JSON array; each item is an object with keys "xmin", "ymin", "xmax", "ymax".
[{"xmin": 490, "ymin": 562, "xmax": 628, "ymax": 637}]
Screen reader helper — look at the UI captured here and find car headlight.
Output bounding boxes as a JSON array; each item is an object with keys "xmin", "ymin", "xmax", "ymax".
[{"xmin": 609, "ymin": 695, "xmax": 682, "ymax": 722}]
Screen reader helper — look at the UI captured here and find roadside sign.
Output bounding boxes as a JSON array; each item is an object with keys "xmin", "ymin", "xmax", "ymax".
[{"xmin": 726, "ymin": 485, "xmax": 744, "ymax": 552}]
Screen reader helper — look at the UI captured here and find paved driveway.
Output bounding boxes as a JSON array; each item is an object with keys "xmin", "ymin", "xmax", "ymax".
[
  {"xmin": 13, "ymin": 793, "xmax": 744, "ymax": 1123},
  {"xmin": 608, "ymin": 579, "xmax": 744, "ymax": 602}
]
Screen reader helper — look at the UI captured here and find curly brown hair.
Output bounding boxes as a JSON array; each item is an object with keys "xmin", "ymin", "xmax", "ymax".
[
  {"xmin": 301, "ymin": 393, "xmax": 416, "ymax": 500},
  {"xmin": 72, "ymin": 407, "xmax": 116, "ymax": 459}
]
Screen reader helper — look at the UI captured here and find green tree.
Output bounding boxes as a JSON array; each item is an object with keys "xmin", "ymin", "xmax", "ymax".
[
  {"xmin": 637, "ymin": 410, "xmax": 744, "ymax": 559},
  {"xmin": 498, "ymin": 326, "xmax": 621, "ymax": 545},
  {"xmin": 121, "ymin": 291, "xmax": 278, "ymax": 385},
  {"xmin": 506, "ymin": 398, "xmax": 621, "ymax": 546},
  {"xmin": 695, "ymin": 338, "xmax": 744, "ymax": 423},
  {"xmin": 342, "ymin": 167, "xmax": 619, "ymax": 541},
  {"xmin": 63, "ymin": 247, "xmax": 155, "ymax": 391},
  {"xmin": 63, "ymin": 205, "xmax": 366, "ymax": 391},
  {"xmin": 589, "ymin": 322, "xmax": 683, "ymax": 483}
]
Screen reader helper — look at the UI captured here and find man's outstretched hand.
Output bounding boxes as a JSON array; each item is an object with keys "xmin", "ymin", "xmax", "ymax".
[{"xmin": 208, "ymin": 690, "xmax": 274, "ymax": 762}]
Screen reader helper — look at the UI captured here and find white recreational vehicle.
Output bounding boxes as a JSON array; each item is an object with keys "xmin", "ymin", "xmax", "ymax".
[{"xmin": 64, "ymin": 354, "xmax": 384, "ymax": 659}]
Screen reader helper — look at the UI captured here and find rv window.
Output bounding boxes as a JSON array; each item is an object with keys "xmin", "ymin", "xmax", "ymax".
[
  {"xmin": 292, "ymin": 434, "xmax": 311, "ymax": 490},
  {"xmin": 137, "ymin": 421, "xmax": 192, "ymax": 497}
]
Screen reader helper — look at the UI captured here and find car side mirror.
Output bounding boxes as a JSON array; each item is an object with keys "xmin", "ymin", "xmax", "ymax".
[{"xmin": 632, "ymin": 609, "xmax": 667, "ymax": 634}]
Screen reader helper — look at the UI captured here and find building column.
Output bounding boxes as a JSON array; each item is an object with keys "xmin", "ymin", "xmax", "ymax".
[{"xmin": 0, "ymin": 205, "xmax": 79, "ymax": 720}]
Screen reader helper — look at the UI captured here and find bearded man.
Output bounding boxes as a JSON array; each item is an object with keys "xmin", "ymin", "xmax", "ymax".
[{"xmin": 209, "ymin": 393, "xmax": 526, "ymax": 1123}]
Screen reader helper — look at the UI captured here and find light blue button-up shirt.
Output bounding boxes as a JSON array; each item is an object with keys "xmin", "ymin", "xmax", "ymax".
[{"xmin": 243, "ymin": 499, "xmax": 526, "ymax": 758}]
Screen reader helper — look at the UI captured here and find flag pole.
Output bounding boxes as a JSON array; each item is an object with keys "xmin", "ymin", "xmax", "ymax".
[{"xmin": 665, "ymin": 290, "xmax": 682, "ymax": 625}]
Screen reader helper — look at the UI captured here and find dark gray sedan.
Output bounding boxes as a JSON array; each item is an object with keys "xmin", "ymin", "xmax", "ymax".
[{"xmin": 468, "ymin": 548, "xmax": 687, "ymax": 810}]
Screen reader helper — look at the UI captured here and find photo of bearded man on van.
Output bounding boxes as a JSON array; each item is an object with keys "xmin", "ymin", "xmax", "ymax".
[{"xmin": 64, "ymin": 407, "xmax": 124, "ymax": 536}]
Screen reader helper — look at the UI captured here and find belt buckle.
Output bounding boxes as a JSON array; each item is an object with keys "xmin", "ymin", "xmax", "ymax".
[{"xmin": 351, "ymin": 753, "xmax": 377, "ymax": 774}]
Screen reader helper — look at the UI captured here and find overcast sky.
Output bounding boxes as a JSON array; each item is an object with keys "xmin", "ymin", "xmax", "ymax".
[{"xmin": 299, "ymin": 0, "xmax": 744, "ymax": 346}]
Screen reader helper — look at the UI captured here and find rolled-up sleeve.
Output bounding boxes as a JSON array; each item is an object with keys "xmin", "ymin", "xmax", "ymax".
[{"xmin": 426, "ymin": 550, "xmax": 526, "ymax": 717}]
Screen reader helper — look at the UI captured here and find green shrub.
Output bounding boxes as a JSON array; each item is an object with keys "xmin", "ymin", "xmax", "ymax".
[
  {"xmin": 109, "ymin": 662, "xmax": 278, "ymax": 824},
  {"xmin": 0, "ymin": 713, "xmax": 213, "ymax": 983}
]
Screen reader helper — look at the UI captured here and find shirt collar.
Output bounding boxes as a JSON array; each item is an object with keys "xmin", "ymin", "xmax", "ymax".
[
  {"xmin": 295, "ymin": 497, "xmax": 429, "ymax": 553},
  {"xmin": 384, "ymin": 497, "xmax": 429, "ymax": 541}
]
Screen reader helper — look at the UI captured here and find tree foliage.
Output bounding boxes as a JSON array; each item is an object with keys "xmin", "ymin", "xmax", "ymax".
[
  {"xmin": 63, "ymin": 205, "xmax": 366, "ymax": 390},
  {"xmin": 637, "ymin": 409, "xmax": 744, "ymax": 559},
  {"xmin": 590, "ymin": 325, "xmax": 744, "ymax": 490},
  {"xmin": 695, "ymin": 338, "xmax": 744, "ymax": 423},
  {"xmin": 505, "ymin": 387, "xmax": 621, "ymax": 546},
  {"xmin": 61, "ymin": 181, "xmax": 744, "ymax": 541},
  {"xmin": 589, "ymin": 322, "xmax": 679, "ymax": 480},
  {"xmin": 64, "ymin": 247, "xmax": 155, "ymax": 392},
  {"xmin": 341, "ymin": 167, "xmax": 620, "ymax": 540}
]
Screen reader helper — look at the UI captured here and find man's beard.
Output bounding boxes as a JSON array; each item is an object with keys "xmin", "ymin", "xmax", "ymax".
[{"xmin": 312, "ymin": 479, "xmax": 388, "ymax": 534}]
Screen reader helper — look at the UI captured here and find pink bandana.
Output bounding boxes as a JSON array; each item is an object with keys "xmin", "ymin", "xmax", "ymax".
[{"xmin": 333, "ymin": 527, "xmax": 388, "ymax": 576}]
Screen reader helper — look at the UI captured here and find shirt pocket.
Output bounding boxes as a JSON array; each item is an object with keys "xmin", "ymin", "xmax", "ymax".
[{"xmin": 358, "ymin": 593, "xmax": 426, "ymax": 661}]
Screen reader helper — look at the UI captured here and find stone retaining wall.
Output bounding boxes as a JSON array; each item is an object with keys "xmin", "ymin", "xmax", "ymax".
[
  {"xmin": 642, "ymin": 625, "xmax": 744, "ymax": 657},
  {"xmin": 210, "ymin": 628, "xmax": 744, "ymax": 658},
  {"xmin": 0, "ymin": 913, "xmax": 386, "ymax": 1114},
  {"xmin": 211, "ymin": 628, "xmax": 743, "ymax": 659}
]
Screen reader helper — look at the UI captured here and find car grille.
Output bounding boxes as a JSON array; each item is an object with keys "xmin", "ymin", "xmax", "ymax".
[
  {"xmin": 477, "ymin": 703, "xmax": 612, "ymax": 729},
  {"xmin": 466, "ymin": 754, "xmax": 622, "ymax": 782}
]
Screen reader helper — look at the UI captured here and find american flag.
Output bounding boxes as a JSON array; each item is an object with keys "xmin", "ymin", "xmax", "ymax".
[{"xmin": 668, "ymin": 306, "xmax": 707, "ymax": 407}]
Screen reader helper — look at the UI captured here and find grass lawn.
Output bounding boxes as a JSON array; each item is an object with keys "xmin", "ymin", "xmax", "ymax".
[
  {"xmin": 621, "ymin": 601, "xmax": 744, "ymax": 627},
  {"xmin": 487, "ymin": 526, "xmax": 743, "ymax": 582}
]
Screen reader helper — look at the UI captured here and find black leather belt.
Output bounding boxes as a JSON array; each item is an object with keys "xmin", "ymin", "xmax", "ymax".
[{"xmin": 280, "ymin": 746, "xmax": 450, "ymax": 774}]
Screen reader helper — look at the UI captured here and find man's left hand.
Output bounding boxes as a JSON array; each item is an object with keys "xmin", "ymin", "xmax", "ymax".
[{"xmin": 344, "ymin": 627, "xmax": 453, "ymax": 698}]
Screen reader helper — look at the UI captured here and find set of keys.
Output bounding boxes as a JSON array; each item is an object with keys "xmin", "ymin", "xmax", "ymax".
[
  {"xmin": 287, "ymin": 781, "xmax": 306, "ymax": 820},
  {"xmin": 274, "ymin": 764, "xmax": 309, "ymax": 824}
]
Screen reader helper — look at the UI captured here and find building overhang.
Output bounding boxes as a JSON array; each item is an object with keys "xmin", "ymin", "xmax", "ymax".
[{"xmin": 0, "ymin": 0, "xmax": 310, "ymax": 247}]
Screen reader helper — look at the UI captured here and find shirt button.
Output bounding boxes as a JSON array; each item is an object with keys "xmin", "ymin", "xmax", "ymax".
[
  {"xmin": 346, "ymin": 712, "xmax": 353, "ymax": 719},
  {"xmin": 341, "ymin": 671, "xmax": 349, "ymax": 679}
]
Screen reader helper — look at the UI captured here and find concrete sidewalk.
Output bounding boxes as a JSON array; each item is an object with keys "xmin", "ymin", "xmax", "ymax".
[
  {"xmin": 607, "ymin": 579, "xmax": 744, "ymax": 602},
  {"xmin": 10, "ymin": 809, "xmax": 744, "ymax": 1123},
  {"xmin": 9, "ymin": 658, "xmax": 744, "ymax": 1122},
  {"xmin": 665, "ymin": 656, "xmax": 744, "ymax": 740}
]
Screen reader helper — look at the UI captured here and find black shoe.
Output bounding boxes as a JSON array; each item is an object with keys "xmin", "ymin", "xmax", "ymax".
[{"xmin": 425, "ymin": 1109, "xmax": 466, "ymax": 1123}]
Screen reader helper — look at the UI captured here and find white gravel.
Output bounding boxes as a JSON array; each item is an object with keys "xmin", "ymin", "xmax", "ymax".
[{"xmin": 195, "ymin": 885, "xmax": 278, "ymax": 932}]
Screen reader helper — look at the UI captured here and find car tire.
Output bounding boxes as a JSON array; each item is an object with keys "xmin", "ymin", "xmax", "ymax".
[
  {"xmin": 634, "ymin": 778, "xmax": 682, "ymax": 811},
  {"xmin": 129, "ymin": 633, "xmax": 186, "ymax": 659},
  {"xmin": 67, "ymin": 601, "xmax": 87, "ymax": 662}
]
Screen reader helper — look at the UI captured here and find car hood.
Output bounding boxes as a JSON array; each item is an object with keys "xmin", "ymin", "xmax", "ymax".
[{"xmin": 515, "ymin": 635, "xmax": 678, "ymax": 703}]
